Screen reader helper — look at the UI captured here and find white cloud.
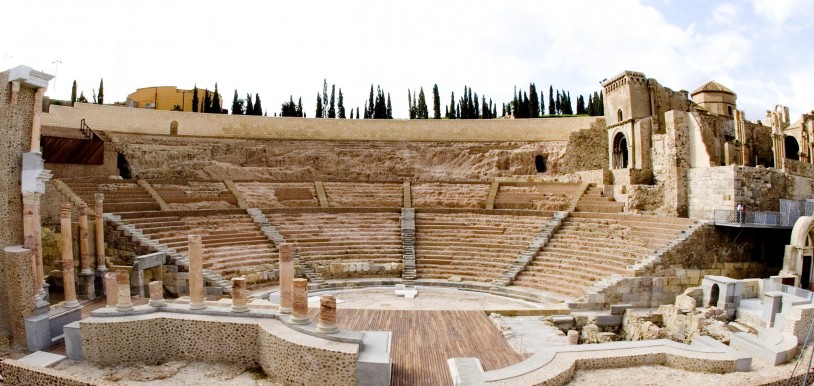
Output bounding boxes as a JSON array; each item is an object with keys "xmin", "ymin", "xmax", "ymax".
[
  {"xmin": 710, "ymin": 3, "xmax": 740, "ymax": 26},
  {"xmin": 752, "ymin": 0, "xmax": 814, "ymax": 25}
]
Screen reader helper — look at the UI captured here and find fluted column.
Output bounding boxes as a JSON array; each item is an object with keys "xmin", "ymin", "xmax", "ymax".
[
  {"xmin": 104, "ymin": 272, "xmax": 117, "ymax": 308},
  {"xmin": 148, "ymin": 281, "xmax": 165, "ymax": 307},
  {"xmin": 317, "ymin": 294, "xmax": 339, "ymax": 333},
  {"xmin": 78, "ymin": 203, "xmax": 91, "ymax": 274},
  {"xmin": 30, "ymin": 88, "xmax": 45, "ymax": 153},
  {"xmin": 115, "ymin": 270, "xmax": 133, "ymax": 311},
  {"xmin": 23, "ymin": 193, "xmax": 39, "ymax": 300},
  {"xmin": 60, "ymin": 204, "xmax": 79, "ymax": 308},
  {"xmin": 188, "ymin": 235, "xmax": 205, "ymax": 310},
  {"xmin": 94, "ymin": 194, "xmax": 106, "ymax": 272},
  {"xmin": 279, "ymin": 243, "xmax": 294, "ymax": 314},
  {"xmin": 231, "ymin": 277, "xmax": 248, "ymax": 313},
  {"xmin": 290, "ymin": 278, "xmax": 309, "ymax": 325}
]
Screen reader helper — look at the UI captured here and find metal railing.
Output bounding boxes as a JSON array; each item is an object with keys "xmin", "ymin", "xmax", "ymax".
[
  {"xmin": 714, "ymin": 209, "xmax": 784, "ymax": 226},
  {"xmin": 763, "ymin": 279, "xmax": 814, "ymax": 302}
]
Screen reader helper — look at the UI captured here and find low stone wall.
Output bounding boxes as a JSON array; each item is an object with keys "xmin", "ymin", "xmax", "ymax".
[
  {"xmin": 0, "ymin": 359, "xmax": 114, "ymax": 386},
  {"xmin": 784, "ymin": 159, "xmax": 814, "ymax": 179},
  {"xmin": 80, "ymin": 312, "xmax": 358, "ymax": 385}
]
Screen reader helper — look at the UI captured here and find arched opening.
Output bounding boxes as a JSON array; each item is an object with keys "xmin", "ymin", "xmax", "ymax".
[
  {"xmin": 534, "ymin": 155, "xmax": 546, "ymax": 173},
  {"xmin": 786, "ymin": 136, "xmax": 800, "ymax": 160},
  {"xmin": 612, "ymin": 132, "xmax": 629, "ymax": 169},
  {"xmin": 617, "ymin": 109, "xmax": 623, "ymax": 122},
  {"xmin": 709, "ymin": 284, "xmax": 720, "ymax": 307},
  {"xmin": 170, "ymin": 120, "xmax": 179, "ymax": 136},
  {"xmin": 117, "ymin": 153, "xmax": 132, "ymax": 179}
]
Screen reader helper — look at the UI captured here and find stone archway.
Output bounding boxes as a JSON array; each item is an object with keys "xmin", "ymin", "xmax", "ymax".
[
  {"xmin": 612, "ymin": 132, "xmax": 629, "ymax": 169},
  {"xmin": 781, "ymin": 216, "xmax": 814, "ymax": 289},
  {"xmin": 786, "ymin": 136, "xmax": 800, "ymax": 161}
]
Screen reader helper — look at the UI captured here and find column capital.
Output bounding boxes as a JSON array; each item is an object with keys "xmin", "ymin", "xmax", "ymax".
[
  {"xmin": 94, "ymin": 193, "xmax": 104, "ymax": 204},
  {"xmin": 22, "ymin": 191, "xmax": 42, "ymax": 205},
  {"xmin": 60, "ymin": 203, "xmax": 72, "ymax": 218}
]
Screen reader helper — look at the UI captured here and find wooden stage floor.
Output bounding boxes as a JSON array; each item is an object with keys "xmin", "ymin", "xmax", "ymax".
[{"xmin": 332, "ymin": 309, "xmax": 526, "ymax": 386}]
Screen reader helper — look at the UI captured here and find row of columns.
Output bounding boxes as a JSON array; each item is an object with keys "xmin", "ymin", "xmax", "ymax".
[
  {"xmin": 54, "ymin": 197, "xmax": 107, "ymax": 309},
  {"xmin": 98, "ymin": 238, "xmax": 338, "ymax": 333}
]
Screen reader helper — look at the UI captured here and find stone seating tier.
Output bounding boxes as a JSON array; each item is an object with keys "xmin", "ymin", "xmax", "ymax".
[
  {"xmin": 119, "ymin": 212, "xmax": 279, "ymax": 279},
  {"xmin": 414, "ymin": 212, "xmax": 549, "ymax": 283},
  {"xmin": 411, "ymin": 183, "xmax": 490, "ymax": 209},
  {"xmin": 264, "ymin": 212, "xmax": 403, "ymax": 276},
  {"xmin": 493, "ymin": 183, "xmax": 580, "ymax": 211},
  {"xmin": 323, "ymin": 182, "xmax": 403, "ymax": 208},
  {"xmin": 234, "ymin": 182, "xmax": 320, "ymax": 208},
  {"xmin": 513, "ymin": 214, "xmax": 693, "ymax": 298},
  {"xmin": 62, "ymin": 180, "xmax": 161, "ymax": 212},
  {"xmin": 574, "ymin": 184, "xmax": 625, "ymax": 213}
]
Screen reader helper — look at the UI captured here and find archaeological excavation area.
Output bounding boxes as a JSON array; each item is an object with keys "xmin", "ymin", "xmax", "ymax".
[{"xmin": 5, "ymin": 67, "xmax": 814, "ymax": 385}]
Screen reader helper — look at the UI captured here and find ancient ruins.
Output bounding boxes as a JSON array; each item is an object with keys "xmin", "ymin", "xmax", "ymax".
[{"xmin": 4, "ymin": 65, "xmax": 814, "ymax": 385}]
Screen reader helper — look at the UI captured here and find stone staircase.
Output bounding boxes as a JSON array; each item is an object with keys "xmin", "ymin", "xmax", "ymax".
[
  {"xmin": 492, "ymin": 211, "xmax": 568, "ymax": 286},
  {"xmin": 574, "ymin": 183, "xmax": 624, "ymax": 213},
  {"xmin": 401, "ymin": 208, "xmax": 416, "ymax": 280},
  {"xmin": 52, "ymin": 179, "xmax": 91, "ymax": 213},
  {"xmin": 246, "ymin": 208, "xmax": 324, "ymax": 284},
  {"xmin": 104, "ymin": 213, "xmax": 232, "ymax": 293}
]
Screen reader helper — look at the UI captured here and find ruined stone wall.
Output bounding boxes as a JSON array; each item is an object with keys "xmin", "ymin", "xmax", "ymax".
[
  {"xmin": 649, "ymin": 79, "xmax": 690, "ymax": 133},
  {"xmin": 80, "ymin": 314, "xmax": 358, "ymax": 385},
  {"xmin": 748, "ymin": 122, "xmax": 773, "ymax": 167},
  {"xmin": 687, "ymin": 166, "xmax": 735, "ymax": 219},
  {"xmin": 44, "ymin": 103, "xmax": 596, "ymax": 142},
  {"xmin": 784, "ymin": 159, "xmax": 814, "ymax": 179},
  {"xmin": 0, "ymin": 70, "xmax": 36, "ymax": 347},
  {"xmin": 110, "ymin": 133, "xmax": 569, "ymax": 181},
  {"xmin": 0, "ymin": 359, "xmax": 113, "ymax": 386},
  {"xmin": 562, "ymin": 118, "xmax": 608, "ymax": 173}
]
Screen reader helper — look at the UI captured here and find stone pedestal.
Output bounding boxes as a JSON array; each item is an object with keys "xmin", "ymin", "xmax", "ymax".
[
  {"xmin": 231, "ymin": 277, "xmax": 248, "ymax": 313},
  {"xmin": 3, "ymin": 246, "xmax": 37, "ymax": 349},
  {"xmin": 188, "ymin": 235, "xmax": 206, "ymax": 310},
  {"xmin": 317, "ymin": 294, "xmax": 339, "ymax": 333},
  {"xmin": 290, "ymin": 278, "xmax": 310, "ymax": 325},
  {"xmin": 116, "ymin": 270, "xmax": 133, "ymax": 312},
  {"xmin": 568, "ymin": 330, "xmax": 579, "ymax": 345},
  {"xmin": 94, "ymin": 194, "xmax": 106, "ymax": 272},
  {"xmin": 148, "ymin": 281, "xmax": 165, "ymax": 308},
  {"xmin": 59, "ymin": 204, "xmax": 79, "ymax": 308},
  {"xmin": 279, "ymin": 243, "xmax": 294, "ymax": 314},
  {"xmin": 104, "ymin": 272, "xmax": 117, "ymax": 308}
]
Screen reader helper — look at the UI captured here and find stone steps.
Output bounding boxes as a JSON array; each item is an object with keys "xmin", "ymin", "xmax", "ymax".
[{"xmin": 492, "ymin": 211, "xmax": 568, "ymax": 286}]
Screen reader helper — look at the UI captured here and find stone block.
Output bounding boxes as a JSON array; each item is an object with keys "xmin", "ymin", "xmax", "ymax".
[
  {"xmin": 63, "ymin": 321, "xmax": 83, "ymax": 361},
  {"xmin": 24, "ymin": 306, "xmax": 82, "ymax": 352},
  {"xmin": 18, "ymin": 351, "xmax": 66, "ymax": 368},
  {"xmin": 205, "ymin": 286, "xmax": 223, "ymax": 301},
  {"xmin": 595, "ymin": 314, "xmax": 622, "ymax": 327},
  {"xmin": 610, "ymin": 304, "xmax": 632, "ymax": 315},
  {"xmin": 358, "ymin": 331, "xmax": 392, "ymax": 386}
]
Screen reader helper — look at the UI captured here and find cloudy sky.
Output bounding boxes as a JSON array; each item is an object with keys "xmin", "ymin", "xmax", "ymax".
[{"xmin": 3, "ymin": 0, "xmax": 812, "ymax": 120}]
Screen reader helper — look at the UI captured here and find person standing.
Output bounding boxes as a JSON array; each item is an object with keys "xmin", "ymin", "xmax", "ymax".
[{"xmin": 736, "ymin": 202, "xmax": 745, "ymax": 223}]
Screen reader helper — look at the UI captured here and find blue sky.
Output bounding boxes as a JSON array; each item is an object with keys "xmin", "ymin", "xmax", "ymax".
[{"xmin": 3, "ymin": 0, "xmax": 812, "ymax": 121}]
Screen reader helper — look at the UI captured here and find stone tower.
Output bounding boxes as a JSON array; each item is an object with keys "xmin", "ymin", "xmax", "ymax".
[{"xmin": 691, "ymin": 80, "xmax": 737, "ymax": 117}]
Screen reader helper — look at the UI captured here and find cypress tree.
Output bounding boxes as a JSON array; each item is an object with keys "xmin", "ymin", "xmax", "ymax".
[
  {"xmin": 432, "ymin": 84, "xmax": 441, "ymax": 119},
  {"xmin": 529, "ymin": 83, "xmax": 539, "ymax": 118},
  {"xmin": 231, "ymin": 90, "xmax": 243, "ymax": 115},
  {"xmin": 246, "ymin": 93, "xmax": 253, "ymax": 115},
  {"xmin": 587, "ymin": 94, "xmax": 594, "ymax": 116},
  {"xmin": 387, "ymin": 93, "xmax": 393, "ymax": 119},
  {"xmin": 97, "ymin": 79, "xmax": 104, "ymax": 105},
  {"xmin": 356, "ymin": 107, "xmax": 360, "ymax": 119},
  {"xmin": 254, "ymin": 93, "xmax": 262, "ymax": 116},
  {"xmin": 322, "ymin": 79, "xmax": 329, "ymax": 118},
  {"xmin": 71, "ymin": 80, "xmax": 78, "ymax": 106},
  {"xmin": 417, "ymin": 87, "xmax": 428, "ymax": 119},
  {"xmin": 548, "ymin": 85, "xmax": 555, "ymax": 115},
  {"xmin": 408, "ymin": 90, "xmax": 415, "ymax": 119},
  {"xmin": 576, "ymin": 95, "xmax": 586, "ymax": 115},
  {"xmin": 555, "ymin": 91, "xmax": 561, "ymax": 115},
  {"xmin": 191, "ymin": 84, "xmax": 199, "ymax": 112},
  {"xmin": 445, "ymin": 106, "xmax": 449, "ymax": 118},
  {"xmin": 481, "ymin": 96, "xmax": 488, "ymax": 119},
  {"xmin": 349, "ymin": 108, "xmax": 354, "ymax": 119},
  {"xmin": 449, "ymin": 92, "xmax": 456, "ymax": 119},
  {"xmin": 367, "ymin": 85, "xmax": 375, "ymax": 118},
  {"xmin": 77, "ymin": 91, "xmax": 87, "ymax": 103},
  {"xmin": 599, "ymin": 91, "xmax": 605, "ymax": 115},
  {"xmin": 501, "ymin": 103, "xmax": 506, "ymax": 117},
  {"xmin": 203, "ymin": 89, "xmax": 212, "ymax": 113},
  {"xmin": 338, "ymin": 89, "xmax": 346, "ymax": 118},
  {"xmin": 540, "ymin": 91, "xmax": 545, "ymax": 116},
  {"xmin": 212, "ymin": 83, "xmax": 221, "ymax": 113},
  {"xmin": 328, "ymin": 85, "xmax": 336, "ymax": 118},
  {"xmin": 315, "ymin": 93, "xmax": 323, "ymax": 118},
  {"xmin": 297, "ymin": 97, "xmax": 303, "ymax": 117}
]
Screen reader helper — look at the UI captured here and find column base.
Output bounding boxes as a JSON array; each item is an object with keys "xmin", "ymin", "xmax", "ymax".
[
  {"xmin": 64, "ymin": 300, "xmax": 81, "ymax": 309},
  {"xmin": 116, "ymin": 303, "xmax": 134, "ymax": 312},
  {"xmin": 189, "ymin": 302, "xmax": 206, "ymax": 310},
  {"xmin": 317, "ymin": 323, "xmax": 339, "ymax": 334},
  {"xmin": 289, "ymin": 315, "xmax": 310, "ymax": 325},
  {"xmin": 231, "ymin": 305, "xmax": 249, "ymax": 313},
  {"xmin": 279, "ymin": 306, "xmax": 292, "ymax": 314},
  {"xmin": 149, "ymin": 300, "xmax": 166, "ymax": 308}
]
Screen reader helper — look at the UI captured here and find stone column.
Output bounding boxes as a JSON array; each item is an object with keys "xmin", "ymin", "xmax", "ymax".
[
  {"xmin": 317, "ymin": 294, "xmax": 339, "ymax": 333},
  {"xmin": 77, "ymin": 203, "xmax": 95, "ymax": 299},
  {"xmin": 30, "ymin": 88, "xmax": 45, "ymax": 153},
  {"xmin": 290, "ymin": 278, "xmax": 309, "ymax": 325},
  {"xmin": 188, "ymin": 235, "xmax": 205, "ymax": 310},
  {"xmin": 10, "ymin": 80, "xmax": 20, "ymax": 106},
  {"xmin": 22, "ymin": 193, "xmax": 39, "ymax": 300},
  {"xmin": 32, "ymin": 195, "xmax": 45, "ymax": 298},
  {"xmin": 116, "ymin": 270, "xmax": 133, "ymax": 311},
  {"xmin": 231, "ymin": 277, "xmax": 249, "ymax": 313},
  {"xmin": 148, "ymin": 281, "xmax": 166, "ymax": 308},
  {"xmin": 279, "ymin": 243, "xmax": 294, "ymax": 314},
  {"xmin": 60, "ymin": 204, "xmax": 79, "ymax": 308},
  {"xmin": 568, "ymin": 330, "xmax": 579, "ymax": 345},
  {"xmin": 104, "ymin": 272, "xmax": 117, "ymax": 308},
  {"xmin": 94, "ymin": 194, "xmax": 106, "ymax": 272}
]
